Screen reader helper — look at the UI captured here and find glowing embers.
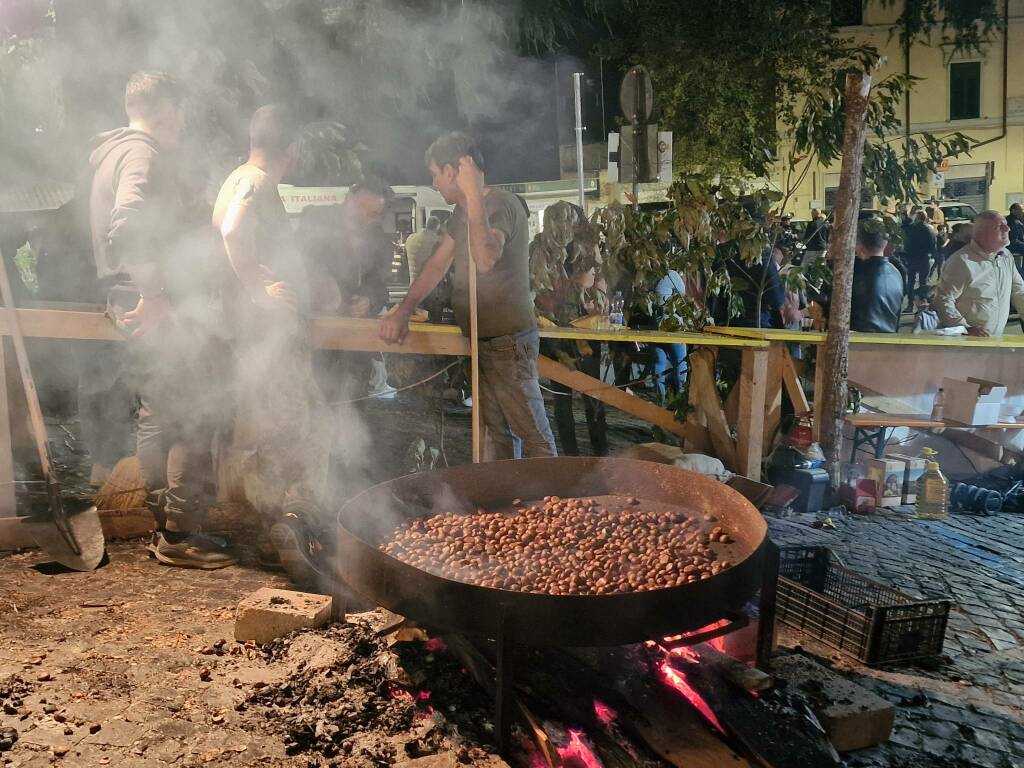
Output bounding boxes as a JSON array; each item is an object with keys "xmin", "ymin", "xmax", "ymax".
[
  {"xmin": 592, "ymin": 699, "xmax": 616, "ymax": 727},
  {"xmin": 385, "ymin": 683, "xmax": 435, "ymax": 717},
  {"xmin": 556, "ymin": 729, "xmax": 603, "ymax": 768},
  {"xmin": 657, "ymin": 660, "xmax": 725, "ymax": 735}
]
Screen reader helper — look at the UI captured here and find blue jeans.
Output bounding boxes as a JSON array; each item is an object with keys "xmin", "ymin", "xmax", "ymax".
[
  {"xmin": 478, "ymin": 328, "xmax": 557, "ymax": 460},
  {"xmin": 651, "ymin": 343, "xmax": 687, "ymax": 400}
]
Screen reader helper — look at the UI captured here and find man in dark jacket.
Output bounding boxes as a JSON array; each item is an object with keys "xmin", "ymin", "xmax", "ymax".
[
  {"xmin": 714, "ymin": 247, "xmax": 786, "ymax": 329},
  {"xmin": 902, "ymin": 210, "xmax": 937, "ymax": 304},
  {"xmin": 303, "ymin": 179, "xmax": 396, "ymax": 401},
  {"xmin": 851, "ymin": 220, "xmax": 903, "ymax": 333},
  {"xmin": 89, "ymin": 71, "xmax": 234, "ymax": 569},
  {"xmin": 1008, "ymin": 203, "xmax": 1024, "ymax": 272},
  {"xmin": 804, "ymin": 209, "xmax": 829, "ymax": 256}
]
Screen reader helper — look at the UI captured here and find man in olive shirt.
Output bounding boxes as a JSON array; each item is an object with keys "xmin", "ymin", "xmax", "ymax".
[
  {"xmin": 934, "ymin": 210, "xmax": 1024, "ymax": 337},
  {"xmin": 380, "ymin": 132, "xmax": 556, "ymax": 459}
]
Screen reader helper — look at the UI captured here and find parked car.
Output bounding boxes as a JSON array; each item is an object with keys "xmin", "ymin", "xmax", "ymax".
[{"xmin": 935, "ymin": 199, "xmax": 978, "ymax": 225}]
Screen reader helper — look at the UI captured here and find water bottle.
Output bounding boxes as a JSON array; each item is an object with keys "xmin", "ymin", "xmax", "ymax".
[
  {"xmin": 609, "ymin": 291, "xmax": 625, "ymax": 329},
  {"xmin": 930, "ymin": 388, "xmax": 945, "ymax": 421},
  {"xmin": 914, "ymin": 448, "xmax": 949, "ymax": 520}
]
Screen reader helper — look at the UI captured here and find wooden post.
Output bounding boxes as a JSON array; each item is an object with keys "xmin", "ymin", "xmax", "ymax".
[
  {"xmin": 468, "ymin": 233, "xmax": 482, "ymax": 463},
  {"xmin": 688, "ymin": 350, "xmax": 739, "ymax": 472},
  {"xmin": 782, "ymin": 349, "xmax": 812, "ymax": 415},
  {"xmin": 736, "ymin": 348, "xmax": 768, "ymax": 481},
  {"xmin": 0, "ymin": 339, "xmax": 15, "ymax": 518},
  {"xmin": 812, "ymin": 349, "xmax": 826, "ymax": 442},
  {"xmin": 819, "ymin": 72, "xmax": 872, "ymax": 483},
  {"xmin": 763, "ymin": 343, "xmax": 785, "ymax": 446}
]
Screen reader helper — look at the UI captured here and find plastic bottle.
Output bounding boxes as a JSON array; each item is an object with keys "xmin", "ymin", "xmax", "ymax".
[
  {"xmin": 930, "ymin": 388, "xmax": 945, "ymax": 421},
  {"xmin": 914, "ymin": 448, "xmax": 949, "ymax": 520},
  {"xmin": 609, "ymin": 291, "xmax": 625, "ymax": 329}
]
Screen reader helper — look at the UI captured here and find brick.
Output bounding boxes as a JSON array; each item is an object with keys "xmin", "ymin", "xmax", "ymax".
[
  {"xmin": 770, "ymin": 655, "xmax": 895, "ymax": 752},
  {"xmin": 234, "ymin": 588, "xmax": 332, "ymax": 644}
]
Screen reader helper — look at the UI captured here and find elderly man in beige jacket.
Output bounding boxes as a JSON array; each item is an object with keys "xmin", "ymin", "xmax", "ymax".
[{"xmin": 934, "ymin": 210, "xmax": 1024, "ymax": 337}]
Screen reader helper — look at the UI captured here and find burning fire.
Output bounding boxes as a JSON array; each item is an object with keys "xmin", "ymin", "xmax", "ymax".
[
  {"xmin": 662, "ymin": 619, "xmax": 731, "ymax": 648},
  {"xmin": 669, "ymin": 645, "xmax": 700, "ymax": 663},
  {"xmin": 424, "ymin": 638, "xmax": 446, "ymax": 652},
  {"xmin": 592, "ymin": 699, "xmax": 616, "ymax": 726},
  {"xmin": 557, "ymin": 729, "xmax": 603, "ymax": 768},
  {"xmin": 658, "ymin": 660, "xmax": 725, "ymax": 735}
]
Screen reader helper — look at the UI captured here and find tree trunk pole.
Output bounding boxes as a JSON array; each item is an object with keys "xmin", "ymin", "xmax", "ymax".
[{"xmin": 820, "ymin": 72, "xmax": 872, "ymax": 484}]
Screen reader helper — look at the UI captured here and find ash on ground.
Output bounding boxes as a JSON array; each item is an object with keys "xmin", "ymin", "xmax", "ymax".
[{"xmin": 242, "ymin": 613, "xmax": 500, "ymax": 768}]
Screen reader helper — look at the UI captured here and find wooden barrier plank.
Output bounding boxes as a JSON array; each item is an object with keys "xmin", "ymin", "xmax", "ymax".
[
  {"xmin": 782, "ymin": 351, "xmax": 811, "ymax": 414},
  {"xmin": 537, "ymin": 356, "xmax": 688, "ymax": 439},
  {"xmin": 764, "ymin": 344, "xmax": 785, "ymax": 446},
  {"xmin": 723, "ymin": 382, "xmax": 740, "ymax": 429},
  {"xmin": 312, "ymin": 318, "xmax": 469, "ymax": 355},
  {"xmin": 706, "ymin": 325, "xmax": 1024, "ymax": 348},
  {"xmin": 0, "ymin": 308, "xmax": 122, "ymax": 341},
  {"xmin": 688, "ymin": 350, "xmax": 739, "ymax": 472},
  {"xmin": 736, "ymin": 348, "xmax": 768, "ymax": 481},
  {"xmin": 812, "ymin": 349, "xmax": 826, "ymax": 442}
]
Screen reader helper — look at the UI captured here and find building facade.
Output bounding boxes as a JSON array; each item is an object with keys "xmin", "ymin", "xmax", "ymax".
[{"xmin": 780, "ymin": 0, "xmax": 1024, "ymax": 218}]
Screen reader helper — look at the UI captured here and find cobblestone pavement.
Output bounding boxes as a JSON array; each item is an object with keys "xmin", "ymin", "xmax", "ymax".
[{"xmin": 768, "ymin": 510, "xmax": 1024, "ymax": 768}]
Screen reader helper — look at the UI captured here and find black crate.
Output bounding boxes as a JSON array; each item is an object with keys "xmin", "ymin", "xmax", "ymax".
[{"xmin": 776, "ymin": 546, "xmax": 951, "ymax": 665}]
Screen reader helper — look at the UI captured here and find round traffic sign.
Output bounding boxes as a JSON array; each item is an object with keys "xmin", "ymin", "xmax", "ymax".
[{"xmin": 620, "ymin": 65, "xmax": 654, "ymax": 122}]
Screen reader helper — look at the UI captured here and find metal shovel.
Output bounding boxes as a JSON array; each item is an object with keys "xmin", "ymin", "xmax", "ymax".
[{"xmin": 0, "ymin": 250, "xmax": 105, "ymax": 570}]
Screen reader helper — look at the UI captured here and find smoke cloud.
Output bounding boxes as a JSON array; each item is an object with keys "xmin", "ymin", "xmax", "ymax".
[{"xmin": 0, "ymin": 0, "xmax": 573, "ymax": 554}]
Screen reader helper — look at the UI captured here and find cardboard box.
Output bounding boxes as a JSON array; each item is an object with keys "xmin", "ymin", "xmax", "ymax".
[
  {"xmin": 941, "ymin": 377, "xmax": 1007, "ymax": 426},
  {"xmin": 840, "ymin": 478, "xmax": 877, "ymax": 515},
  {"xmin": 867, "ymin": 458, "xmax": 906, "ymax": 507},
  {"xmin": 886, "ymin": 453, "xmax": 925, "ymax": 504}
]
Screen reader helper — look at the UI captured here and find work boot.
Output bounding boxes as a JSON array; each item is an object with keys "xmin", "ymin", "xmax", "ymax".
[
  {"xmin": 269, "ymin": 515, "xmax": 323, "ymax": 588},
  {"xmin": 147, "ymin": 531, "xmax": 238, "ymax": 570}
]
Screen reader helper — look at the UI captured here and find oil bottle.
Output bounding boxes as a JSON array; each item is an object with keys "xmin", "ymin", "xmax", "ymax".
[{"xmin": 914, "ymin": 448, "xmax": 949, "ymax": 520}]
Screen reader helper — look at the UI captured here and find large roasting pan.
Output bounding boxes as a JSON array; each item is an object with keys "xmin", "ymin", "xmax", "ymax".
[{"xmin": 336, "ymin": 457, "xmax": 768, "ymax": 646}]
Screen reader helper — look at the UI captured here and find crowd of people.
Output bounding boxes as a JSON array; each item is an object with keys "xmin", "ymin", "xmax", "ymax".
[
  {"xmin": 88, "ymin": 72, "xmax": 346, "ymax": 575},
  {"xmin": 757, "ymin": 203, "xmax": 1024, "ymax": 337},
  {"xmin": 79, "ymin": 70, "xmax": 1024, "ymax": 579},
  {"xmin": 88, "ymin": 69, "xmax": 579, "ymax": 579}
]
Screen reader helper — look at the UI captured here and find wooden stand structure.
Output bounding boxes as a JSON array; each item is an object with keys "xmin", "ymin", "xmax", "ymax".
[
  {"xmin": 0, "ymin": 306, "xmax": 770, "ymax": 549},
  {"xmin": 706, "ymin": 326, "xmax": 1024, "ymax": 445}
]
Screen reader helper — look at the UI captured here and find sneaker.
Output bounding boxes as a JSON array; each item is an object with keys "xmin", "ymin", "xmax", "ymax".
[
  {"xmin": 462, "ymin": 396, "xmax": 473, "ymax": 408},
  {"xmin": 147, "ymin": 531, "xmax": 238, "ymax": 570}
]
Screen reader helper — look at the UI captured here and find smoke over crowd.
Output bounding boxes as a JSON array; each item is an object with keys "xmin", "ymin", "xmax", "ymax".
[
  {"xmin": 0, "ymin": 0, "xmax": 593, "ymax": 574},
  {"xmin": 1, "ymin": 0, "xmax": 569, "ymax": 191}
]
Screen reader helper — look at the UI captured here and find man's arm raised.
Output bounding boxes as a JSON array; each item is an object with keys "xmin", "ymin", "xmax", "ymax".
[{"xmin": 457, "ymin": 157, "xmax": 503, "ymax": 273}]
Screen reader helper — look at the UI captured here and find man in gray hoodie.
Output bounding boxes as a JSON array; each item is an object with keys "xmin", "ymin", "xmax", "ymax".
[{"xmin": 88, "ymin": 71, "xmax": 234, "ymax": 569}]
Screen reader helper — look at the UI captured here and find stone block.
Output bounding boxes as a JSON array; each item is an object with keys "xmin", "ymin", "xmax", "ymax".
[
  {"xmin": 234, "ymin": 588, "xmax": 333, "ymax": 644},
  {"xmin": 771, "ymin": 654, "xmax": 895, "ymax": 753}
]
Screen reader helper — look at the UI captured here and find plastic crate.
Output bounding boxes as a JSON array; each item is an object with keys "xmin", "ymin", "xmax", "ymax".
[{"xmin": 776, "ymin": 546, "xmax": 951, "ymax": 665}]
